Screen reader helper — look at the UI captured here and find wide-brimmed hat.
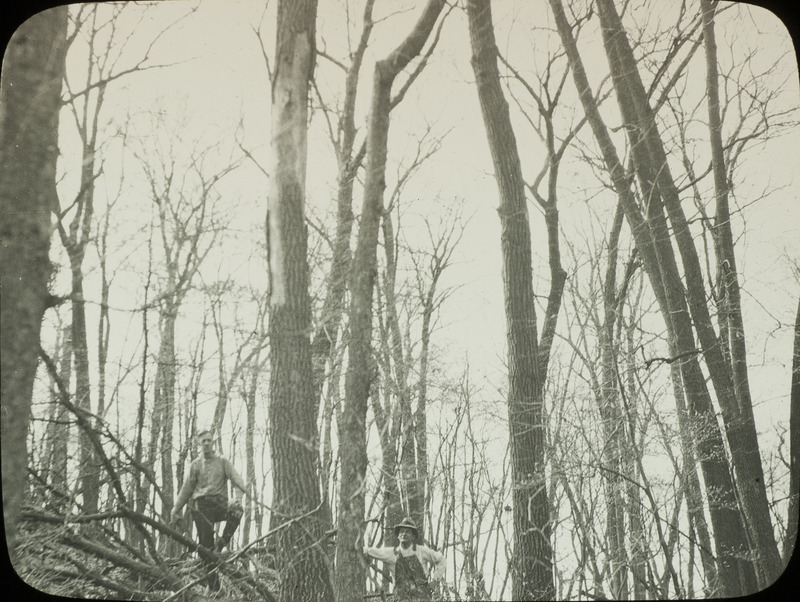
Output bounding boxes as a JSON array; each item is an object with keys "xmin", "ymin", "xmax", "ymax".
[{"xmin": 393, "ymin": 516, "xmax": 419, "ymax": 539}]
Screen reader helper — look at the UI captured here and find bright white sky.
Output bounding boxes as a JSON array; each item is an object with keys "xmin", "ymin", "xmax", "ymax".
[{"xmin": 47, "ymin": 0, "xmax": 800, "ymax": 473}]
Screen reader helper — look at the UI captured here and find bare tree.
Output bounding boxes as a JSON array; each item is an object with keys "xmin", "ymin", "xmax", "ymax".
[
  {"xmin": 51, "ymin": 3, "xmax": 178, "ymax": 517},
  {"xmin": 594, "ymin": 0, "xmax": 781, "ymax": 585},
  {"xmin": 335, "ymin": 1, "xmax": 446, "ymax": 599},
  {"xmin": 466, "ymin": 0, "xmax": 562, "ymax": 596},
  {"xmin": 547, "ymin": 0, "xmax": 773, "ymax": 595},
  {"xmin": 1, "ymin": 6, "xmax": 69, "ymax": 564},
  {"xmin": 266, "ymin": 1, "xmax": 335, "ymax": 599}
]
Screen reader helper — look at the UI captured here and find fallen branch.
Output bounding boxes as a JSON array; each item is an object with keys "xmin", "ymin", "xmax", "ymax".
[{"xmin": 61, "ymin": 530, "xmax": 183, "ymax": 591}]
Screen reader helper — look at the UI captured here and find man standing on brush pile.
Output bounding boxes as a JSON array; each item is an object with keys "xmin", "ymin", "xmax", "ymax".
[
  {"xmin": 364, "ymin": 516, "xmax": 446, "ymax": 601},
  {"xmin": 171, "ymin": 429, "xmax": 247, "ymax": 591}
]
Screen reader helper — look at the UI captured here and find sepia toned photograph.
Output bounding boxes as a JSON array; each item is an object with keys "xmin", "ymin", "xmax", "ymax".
[{"xmin": 1, "ymin": 1, "xmax": 798, "ymax": 600}]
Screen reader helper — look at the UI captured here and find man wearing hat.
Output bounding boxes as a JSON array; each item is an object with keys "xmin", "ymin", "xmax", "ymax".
[{"xmin": 364, "ymin": 516, "xmax": 446, "ymax": 601}]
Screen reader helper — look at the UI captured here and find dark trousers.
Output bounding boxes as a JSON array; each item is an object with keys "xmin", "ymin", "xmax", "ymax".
[{"xmin": 192, "ymin": 496, "xmax": 242, "ymax": 590}]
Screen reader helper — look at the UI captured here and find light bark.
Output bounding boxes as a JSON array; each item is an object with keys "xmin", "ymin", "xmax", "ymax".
[{"xmin": 267, "ymin": 1, "xmax": 334, "ymax": 599}]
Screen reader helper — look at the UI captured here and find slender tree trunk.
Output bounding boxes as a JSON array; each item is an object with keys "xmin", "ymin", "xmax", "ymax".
[
  {"xmin": 595, "ymin": 0, "xmax": 781, "ymax": 585},
  {"xmin": 96, "ymin": 212, "xmax": 111, "ymax": 420},
  {"xmin": 155, "ymin": 300, "xmax": 177, "ymax": 554},
  {"xmin": 786, "ymin": 297, "xmax": 800, "ymax": 562},
  {"xmin": 44, "ymin": 323, "xmax": 72, "ymax": 511},
  {"xmin": 267, "ymin": 2, "xmax": 334, "ymax": 600},
  {"xmin": 598, "ymin": 204, "xmax": 629, "ymax": 599},
  {"xmin": 670, "ymin": 361, "xmax": 719, "ymax": 595},
  {"xmin": 243, "ymin": 356, "xmax": 261, "ymax": 547},
  {"xmin": 381, "ymin": 210, "xmax": 424, "ymax": 533},
  {"xmin": 132, "ymin": 253, "xmax": 152, "ymax": 550},
  {"xmin": 549, "ymin": 0, "xmax": 756, "ymax": 594},
  {"xmin": 336, "ymin": 3, "xmax": 445, "ymax": 599},
  {"xmin": 370, "ymin": 368, "xmax": 402, "ymax": 549},
  {"xmin": 0, "ymin": 5, "xmax": 68, "ymax": 564},
  {"xmin": 70, "ymin": 263, "xmax": 100, "ymax": 514},
  {"xmin": 62, "ymin": 78, "xmax": 107, "ymax": 518},
  {"xmin": 623, "ymin": 316, "xmax": 648, "ymax": 599},
  {"xmin": 467, "ymin": 0, "xmax": 554, "ymax": 597}
]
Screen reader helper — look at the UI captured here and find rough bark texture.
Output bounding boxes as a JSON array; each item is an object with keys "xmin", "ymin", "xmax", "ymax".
[
  {"xmin": 335, "ymin": 3, "xmax": 445, "ymax": 600},
  {"xmin": 267, "ymin": 1, "xmax": 334, "ymax": 600},
  {"xmin": 0, "ymin": 5, "xmax": 68, "ymax": 566},
  {"xmin": 467, "ymin": 0, "xmax": 554, "ymax": 597}
]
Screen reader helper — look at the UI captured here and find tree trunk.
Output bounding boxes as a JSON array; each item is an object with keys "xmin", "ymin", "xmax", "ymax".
[
  {"xmin": 243, "ymin": 355, "xmax": 262, "ymax": 546},
  {"xmin": 786, "ymin": 297, "xmax": 800, "ymax": 562},
  {"xmin": 309, "ymin": 0, "xmax": 376, "ymax": 407},
  {"xmin": 336, "ymin": 3, "xmax": 445, "ymax": 599},
  {"xmin": 267, "ymin": 1, "xmax": 334, "ymax": 600},
  {"xmin": 549, "ymin": 0, "xmax": 756, "ymax": 594},
  {"xmin": 670, "ymin": 361, "xmax": 719, "ymax": 595},
  {"xmin": 595, "ymin": 0, "xmax": 781, "ymax": 586},
  {"xmin": 0, "ymin": 5, "xmax": 68, "ymax": 564},
  {"xmin": 598, "ymin": 204, "xmax": 629, "ymax": 599},
  {"xmin": 44, "ymin": 323, "xmax": 72, "ymax": 511},
  {"xmin": 71, "ymin": 260, "xmax": 101, "ymax": 514},
  {"xmin": 61, "ymin": 76, "xmax": 108, "ymax": 520},
  {"xmin": 467, "ymin": 0, "xmax": 554, "ymax": 597},
  {"xmin": 381, "ymin": 210, "xmax": 425, "ymax": 533},
  {"xmin": 155, "ymin": 299, "xmax": 177, "ymax": 554}
]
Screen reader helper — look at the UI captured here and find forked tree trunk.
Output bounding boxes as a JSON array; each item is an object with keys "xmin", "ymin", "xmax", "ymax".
[{"xmin": 336, "ymin": 2, "xmax": 445, "ymax": 599}]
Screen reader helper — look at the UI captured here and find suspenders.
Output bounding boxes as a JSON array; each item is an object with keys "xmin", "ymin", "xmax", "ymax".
[{"xmin": 393, "ymin": 546, "xmax": 432, "ymax": 601}]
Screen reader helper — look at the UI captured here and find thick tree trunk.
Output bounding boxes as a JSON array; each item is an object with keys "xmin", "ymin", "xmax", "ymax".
[
  {"xmin": 0, "ymin": 5, "xmax": 68, "ymax": 565},
  {"xmin": 467, "ymin": 0, "xmax": 554, "ymax": 597},
  {"xmin": 336, "ymin": 2, "xmax": 445, "ymax": 599},
  {"xmin": 267, "ymin": 2, "xmax": 334, "ymax": 600}
]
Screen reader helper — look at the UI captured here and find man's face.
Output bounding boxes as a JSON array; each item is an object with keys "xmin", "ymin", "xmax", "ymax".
[
  {"xmin": 198, "ymin": 433, "xmax": 214, "ymax": 455},
  {"xmin": 398, "ymin": 527, "xmax": 415, "ymax": 547}
]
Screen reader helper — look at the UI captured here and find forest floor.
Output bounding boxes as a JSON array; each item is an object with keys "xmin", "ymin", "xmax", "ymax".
[{"xmin": 15, "ymin": 503, "xmax": 279, "ymax": 601}]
